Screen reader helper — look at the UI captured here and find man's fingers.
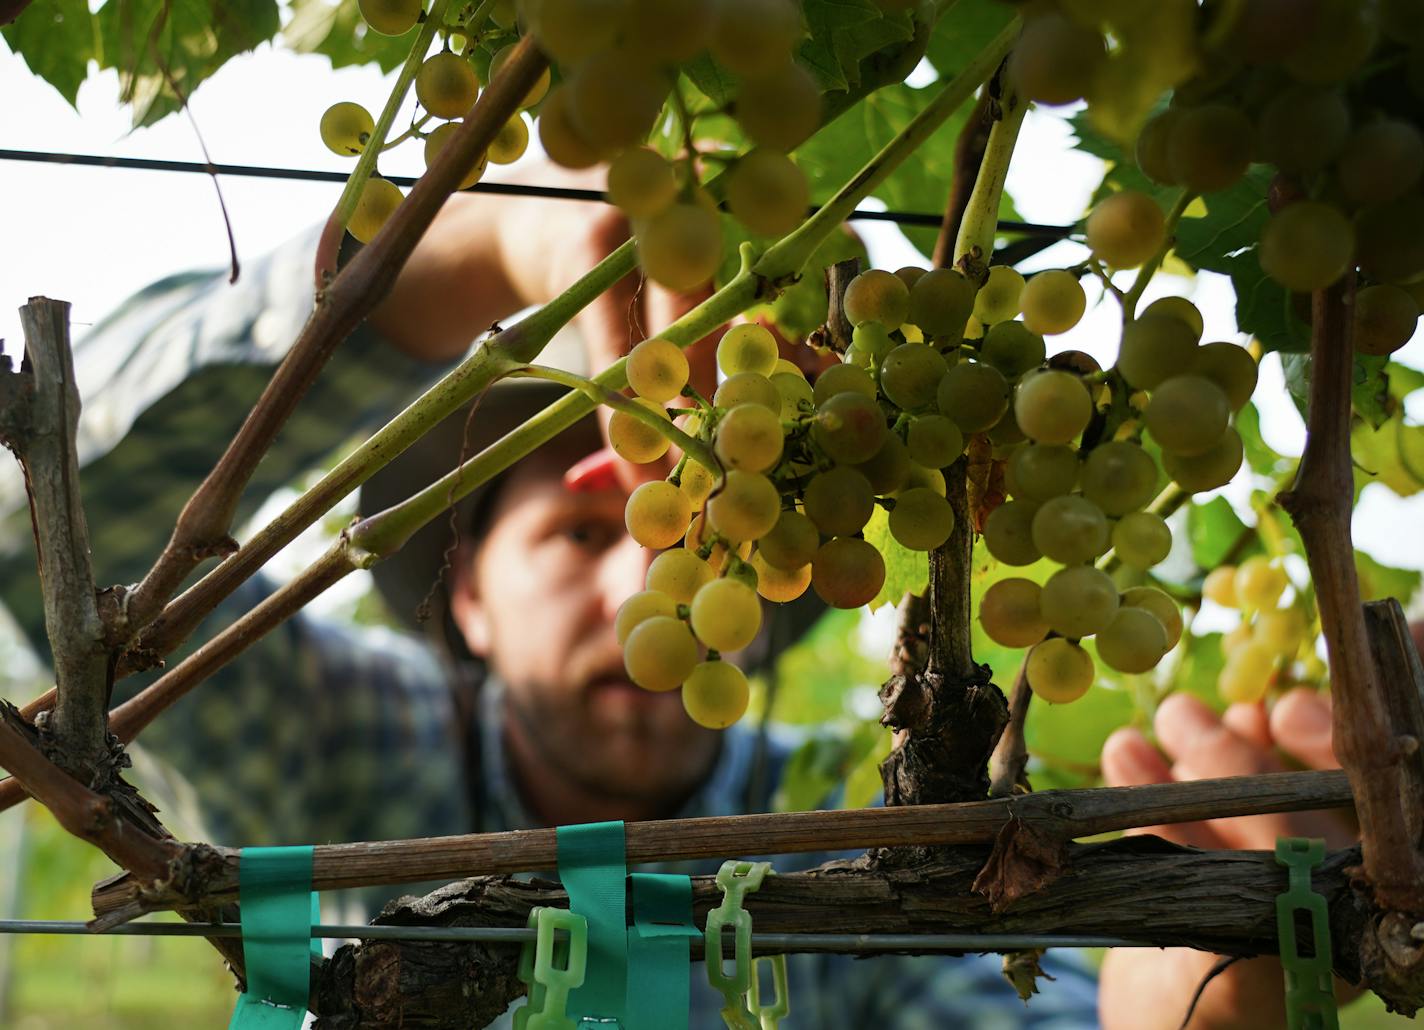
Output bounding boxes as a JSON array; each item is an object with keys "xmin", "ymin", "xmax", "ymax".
[
  {"xmin": 1100, "ymin": 727, "xmax": 1224, "ymax": 850},
  {"xmin": 1270, "ymin": 687, "xmax": 1338, "ymax": 770},
  {"xmin": 1222, "ymin": 701, "xmax": 1273, "ymax": 751},
  {"xmin": 1155, "ymin": 693, "xmax": 1282, "ymax": 779}
]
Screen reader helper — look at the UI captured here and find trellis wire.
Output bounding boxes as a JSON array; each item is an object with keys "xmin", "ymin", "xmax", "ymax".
[
  {"xmin": 0, "ymin": 920, "xmax": 1145, "ymax": 951},
  {"xmin": 0, "ymin": 149, "xmax": 1074, "ymax": 236}
]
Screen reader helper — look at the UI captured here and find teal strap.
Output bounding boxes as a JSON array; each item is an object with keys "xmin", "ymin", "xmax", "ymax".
[
  {"xmin": 557, "ymin": 821, "xmax": 628, "ymax": 1027},
  {"xmin": 626, "ymin": 873, "xmax": 698, "ymax": 1030},
  {"xmin": 228, "ymin": 845, "xmax": 316, "ymax": 1030},
  {"xmin": 1275, "ymin": 837, "xmax": 1339, "ymax": 1030}
]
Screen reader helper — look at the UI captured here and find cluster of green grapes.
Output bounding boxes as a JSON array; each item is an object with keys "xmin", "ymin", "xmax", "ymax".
[
  {"xmin": 613, "ymin": 266, "xmax": 1005, "ymax": 727},
  {"xmin": 974, "ymin": 270, "xmax": 1251, "ymax": 703},
  {"xmin": 526, "ymin": 0, "xmax": 820, "ymax": 290},
  {"xmin": 1012, "ymin": 0, "xmax": 1424, "ymax": 355},
  {"xmin": 1203, "ymin": 557, "xmax": 1314, "ymax": 705},
  {"xmin": 319, "ymin": 0, "xmax": 544, "ymax": 242}
]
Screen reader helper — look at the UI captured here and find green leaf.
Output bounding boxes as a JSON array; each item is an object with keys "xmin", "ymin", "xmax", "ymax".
[
  {"xmin": 682, "ymin": 52, "xmax": 737, "ymax": 108},
  {"xmin": 2, "ymin": 0, "xmax": 95, "ymax": 107},
  {"xmin": 1352, "ymin": 353, "xmax": 1393, "ymax": 430},
  {"xmin": 763, "ymin": 230, "xmax": 868, "ymax": 339},
  {"xmin": 1187, "ymin": 496, "xmax": 1250, "ymax": 570},
  {"xmin": 842, "ymin": 728, "xmax": 892, "ymax": 809},
  {"xmin": 774, "ymin": 735, "xmax": 849, "ymax": 812},
  {"xmin": 1234, "ymin": 402, "xmax": 1295, "ymax": 479},
  {"xmin": 1172, "ymin": 630, "xmax": 1228, "ymax": 713},
  {"xmin": 924, "ymin": 0, "xmax": 1014, "ymax": 78},
  {"xmin": 1354, "ymin": 548, "xmax": 1422, "ymax": 604},
  {"xmin": 864, "ymin": 505, "xmax": 927, "ymax": 611},
  {"xmin": 1352, "ymin": 415, "xmax": 1424, "ymax": 498},
  {"xmin": 1023, "ymin": 681, "xmax": 1135, "ymax": 785},
  {"xmin": 96, "ymin": 0, "xmax": 281, "ymax": 128},
  {"xmin": 798, "ymin": 0, "xmax": 914, "ymax": 94},
  {"xmin": 285, "ymin": 0, "xmax": 424, "ymax": 74}
]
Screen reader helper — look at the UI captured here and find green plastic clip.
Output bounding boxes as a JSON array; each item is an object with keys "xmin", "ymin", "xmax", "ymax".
[
  {"xmin": 705, "ymin": 860, "xmax": 773, "ymax": 1030},
  {"xmin": 748, "ymin": 954, "xmax": 790, "ymax": 1029},
  {"xmin": 1275, "ymin": 837, "xmax": 1339, "ymax": 1030},
  {"xmin": 515, "ymin": 906, "xmax": 589, "ymax": 1030}
]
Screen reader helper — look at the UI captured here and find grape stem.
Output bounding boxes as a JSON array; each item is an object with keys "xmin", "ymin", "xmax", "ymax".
[
  {"xmin": 951, "ymin": 79, "xmax": 1026, "ymax": 276},
  {"xmin": 508, "ymin": 363, "xmax": 722, "ymax": 475},
  {"xmin": 1120, "ymin": 189, "xmax": 1197, "ymax": 322},
  {"xmin": 382, "ymin": 113, "xmax": 436, "ymax": 151},
  {"xmin": 330, "ymin": 0, "xmax": 453, "ymax": 237}
]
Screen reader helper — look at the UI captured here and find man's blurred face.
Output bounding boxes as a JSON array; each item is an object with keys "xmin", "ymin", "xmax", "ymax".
[{"xmin": 449, "ymin": 442, "xmax": 720, "ymax": 809}]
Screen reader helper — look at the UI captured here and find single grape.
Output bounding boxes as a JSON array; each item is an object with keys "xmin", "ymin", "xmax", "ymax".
[
  {"xmin": 647, "ymin": 549, "xmax": 715, "ymax": 604},
  {"xmin": 1096, "ymin": 606, "xmax": 1169, "ymax": 674},
  {"xmin": 1021, "ymin": 270, "xmax": 1087, "ymax": 335},
  {"xmin": 640, "ymin": 202, "xmax": 724, "ymax": 291},
  {"xmin": 1218, "ymin": 642, "xmax": 1275, "ymax": 704},
  {"xmin": 320, "ymin": 102, "xmax": 375, "ymax": 156},
  {"xmin": 1141, "ymin": 296, "xmax": 1204, "ymax": 342},
  {"xmin": 715, "ymin": 403, "xmax": 784, "ymax": 473},
  {"xmin": 685, "ymin": 512, "xmax": 751, "ymax": 571},
  {"xmin": 1115, "ymin": 313, "xmax": 1198, "ymax": 390},
  {"xmin": 1080, "ymin": 440, "xmax": 1158, "ymax": 515},
  {"xmin": 349, "ymin": 177, "xmax": 403, "ymax": 243},
  {"xmin": 896, "ymin": 266, "xmax": 928, "ymax": 289},
  {"xmin": 1112, "ymin": 510, "xmax": 1172, "ymax": 568},
  {"xmin": 1256, "ymin": 607, "xmax": 1308, "ymax": 656},
  {"xmin": 1258, "ymin": 202, "xmax": 1354, "ymax": 292},
  {"xmin": 880, "ymin": 343, "xmax": 948, "ymax": 411},
  {"xmin": 529, "ymin": 0, "xmax": 628, "ymax": 61},
  {"xmin": 538, "ymin": 87, "xmax": 603, "ymax": 169},
  {"xmin": 1280, "ymin": 0, "xmax": 1382, "ymax": 84},
  {"xmin": 359, "ymin": 0, "xmax": 422, "ymax": 35},
  {"xmin": 988, "ymin": 407, "xmax": 1027, "ymax": 447},
  {"xmin": 855, "ymin": 433, "xmax": 912, "ymax": 494},
  {"xmin": 1120, "ymin": 585, "xmax": 1183, "ymax": 648},
  {"xmin": 1040, "ymin": 564, "xmax": 1119, "ymax": 638},
  {"xmin": 615, "ymin": 589, "xmax": 678, "ymax": 645},
  {"xmin": 909, "ymin": 268, "xmax": 976, "ymax": 339},
  {"xmin": 1031, "ymin": 494, "xmax": 1110, "ymax": 564},
  {"xmin": 569, "ymin": 52, "xmax": 668, "ymax": 150},
  {"xmin": 983, "ymin": 499, "xmax": 1043, "ymax": 567},
  {"xmin": 1256, "ymin": 86, "xmax": 1351, "ymax": 174},
  {"xmin": 1354, "ymin": 285, "xmax": 1421, "ymax": 357},
  {"xmin": 759, "ymin": 510, "xmax": 819, "ymax": 570},
  {"xmin": 1355, "ymin": 196, "xmax": 1424, "ymax": 286},
  {"xmin": 1026, "ymin": 638, "xmax": 1095, "ymax": 703},
  {"xmin": 624, "ymin": 615, "xmax": 698, "ymax": 692},
  {"xmin": 608, "ymin": 147, "xmax": 678, "ymax": 219},
  {"xmin": 1086, "ymin": 191, "xmax": 1166, "ymax": 269},
  {"xmin": 1235, "ymin": 556, "xmax": 1288, "ymax": 610},
  {"xmin": 1165, "ymin": 103, "xmax": 1254, "ymax": 194},
  {"xmin": 844, "ymin": 269, "xmax": 911, "ymax": 329},
  {"xmin": 813, "ymin": 391, "xmax": 887, "ymax": 464},
  {"xmin": 1162, "ymin": 426, "xmax": 1243, "ymax": 492},
  {"xmin": 683, "ymin": 660, "xmax": 750, "ymax": 728},
  {"xmin": 889, "ymin": 487, "xmax": 955, "ymax": 551},
  {"xmin": 1008, "ymin": 443, "xmax": 1079, "ymax": 502},
  {"xmin": 728, "ymin": 149, "xmax": 808, "ymax": 236},
  {"xmin": 937, "ymin": 360, "xmax": 1010, "ymax": 433},
  {"xmin": 679, "ymin": 459, "xmax": 716, "ymax": 512},
  {"xmin": 979, "ymin": 578, "xmax": 1050, "ymax": 648},
  {"xmin": 735, "ymin": 63, "xmax": 821, "ymax": 150},
  {"xmin": 1009, "ymin": 10, "xmax": 1105, "ymax": 105},
  {"xmin": 1203, "ymin": 566, "xmax": 1239, "ymax": 608},
  {"xmin": 609, "ymin": 398, "xmax": 672, "ymax": 463},
  {"xmin": 718, "ymin": 323, "xmax": 779, "ymax": 377},
  {"xmin": 812, "ymin": 363, "xmax": 876, "ymax": 405},
  {"xmin": 1135, "ymin": 108, "xmax": 1181, "ymax": 185},
  {"xmin": 906, "ymin": 415, "xmax": 965, "ymax": 469},
  {"xmin": 486, "ymin": 113, "xmax": 530, "ymax": 164},
  {"xmin": 622, "ymin": 0, "xmax": 715, "ymax": 62},
  {"xmin": 489, "ymin": 43, "xmax": 552, "ymax": 109},
  {"xmin": 707, "ymin": 470, "xmax": 781, "ymax": 542},
  {"xmin": 416, "ymin": 52, "xmax": 479, "ymax": 120},
  {"xmin": 715, "ymin": 371, "xmax": 781, "ymax": 412},
  {"xmin": 628, "ymin": 338, "xmax": 690, "ymax": 403},
  {"xmin": 1339, "ymin": 120, "xmax": 1424, "ymax": 207},
  {"xmin": 804, "ymin": 467, "xmax": 875, "ymax": 536},
  {"xmin": 773, "ymin": 371, "xmax": 815, "ymax": 419},
  {"xmin": 710, "ymin": 0, "xmax": 802, "ymax": 76},
  {"xmin": 1192, "ymin": 342, "xmax": 1258, "ymax": 410},
  {"xmin": 973, "ymin": 266, "xmax": 1026, "ymax": 325},
  {"xmin": 625, "ymin": 480, "xmax": 692, "ymax": 549},
  {"xmin": 981, "ymin": 321, "xmax": 1047, "ymax": 380},
  {"xmin": 901, "ymin": 462, "xmax": 946, "ymax": 497},
  {"xmin": 423, "ymin": 122, "xmax": 488, "ymax": 189},
  {"xmin": 689, "ymin": 577, "xmax": 763, "ymax": 652},
  {"xmin": 750, "ymin": 550, "xmax": 812, "ymax": 602},
  {"xmin": 811, "ymin": 537, "xmax": 886, "ymax": 609},
  {"xmin": 1014, "ymin": 370, "xmax": 1093, "ymax": 446},
  {"xmin": 1144, "ymin": 375, "xmax": 1230, "ymax": 457}
]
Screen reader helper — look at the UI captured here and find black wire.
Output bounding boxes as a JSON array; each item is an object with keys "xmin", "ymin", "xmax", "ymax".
[{"xmin": 0, "ymin": 148, "xmax": 1076, "ymax": 237}]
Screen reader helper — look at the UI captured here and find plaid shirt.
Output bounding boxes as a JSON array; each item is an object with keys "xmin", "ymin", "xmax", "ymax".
[{"xmin": 0, "ymin": 231, "xmax": 1099, "ymax": 1028}]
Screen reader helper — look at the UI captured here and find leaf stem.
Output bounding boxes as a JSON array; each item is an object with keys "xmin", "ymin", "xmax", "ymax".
[{"xmin": 953, "ymin": 81, "xmax": 1026, "ymax": 272}]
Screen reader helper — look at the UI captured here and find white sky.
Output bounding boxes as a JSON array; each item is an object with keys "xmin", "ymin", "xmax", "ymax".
[{"xmin": 1, "ymin": 39, "xmax": 1421, "ymax": 591}]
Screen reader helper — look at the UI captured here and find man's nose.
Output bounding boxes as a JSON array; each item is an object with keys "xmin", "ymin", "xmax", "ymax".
[{"xmin": 601, "ymin": 533, "xmax": 657, "ymax": 620}]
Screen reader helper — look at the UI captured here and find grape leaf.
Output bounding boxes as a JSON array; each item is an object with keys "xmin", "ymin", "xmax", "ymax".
[
  {"xmin": 1355, "ymin": 548, "xmax": 1422, "ymax": 604},
  {"xmin": 1187, "ymin": 496, "xmax": 1250, "ymax": 570},
  {"xmin": 924, "ymin": 0, "xmax": 1014, "ymax": 78},
  {"xmin": 798, "ymin": 0, "xmax": 914, "ymax": 94},
  {"xmin": 284, "ymin": 0, "xmax": 421, "ymax": 74},
  {"xmin": 843, "ymin": 728, "xmax": 891, "ymax": 809},
  {"xmin": 2, "ymin": 0, "xmax": 95, "ymax": 107},
  {"xmin": 1353, "ymin": 414, "xmax": 1424, "ymax": 498},
  {"xmin": 1234, "ymin": 402, "xmax": 1294, "ymax": 479},
  {"xmin": 864, "ymin": 505, "xmax": 927, "ymax": 611},
  {"xmin": 95, "ymin": 0, "xmax": 281, "ymax": 128},
  {"xmin": 1022, "ymin": 681, "xmax": 1135, "ymax": 786},
  {"xmin": 1172, "ymin": 630, "xmax": 1228, "ymax": 713}
]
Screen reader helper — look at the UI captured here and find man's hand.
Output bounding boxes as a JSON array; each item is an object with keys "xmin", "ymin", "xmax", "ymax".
[{"xmin": 1095, "ymin": 688, "xmax": 1354, "ymax": 1029}]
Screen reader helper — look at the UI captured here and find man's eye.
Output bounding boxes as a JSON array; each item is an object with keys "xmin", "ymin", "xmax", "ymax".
[{"xmin": 563, "ymin": 520, "xmax": 613, "ymax": 548}]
